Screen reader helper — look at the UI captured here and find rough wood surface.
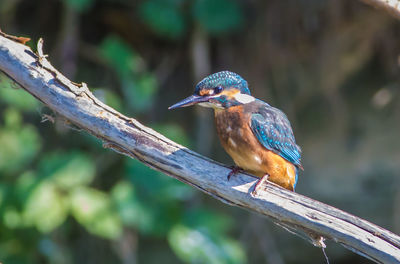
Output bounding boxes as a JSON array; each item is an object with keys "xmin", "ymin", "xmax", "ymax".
[{"xmin": 0, "ymin": 35, "xmax": 400, "ymax": 263}]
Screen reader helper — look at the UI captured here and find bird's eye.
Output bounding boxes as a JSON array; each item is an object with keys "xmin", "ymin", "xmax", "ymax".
[{"xmin": 214, "ymin": 86, "xmax": 223, "ymax": 94}]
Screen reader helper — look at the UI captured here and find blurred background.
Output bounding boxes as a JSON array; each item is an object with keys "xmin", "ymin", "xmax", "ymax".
[{"xmin": 0, "ymin": 0, "xmax": 400, "ymax": 263}]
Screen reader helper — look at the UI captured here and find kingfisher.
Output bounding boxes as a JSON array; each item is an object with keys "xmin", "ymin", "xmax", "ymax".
[{"xmin": 169, "ymin": 71, "xmax": 302, "ymax": 192}]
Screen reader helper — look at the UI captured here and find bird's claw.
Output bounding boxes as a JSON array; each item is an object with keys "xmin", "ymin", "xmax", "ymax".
[
  {"xmin": 251, "ymin": 174, "xmax": 269, "ymax": 197},
  {"xmin": 227, "ymin": 166, "xmax": 243, "ymax": 181}
]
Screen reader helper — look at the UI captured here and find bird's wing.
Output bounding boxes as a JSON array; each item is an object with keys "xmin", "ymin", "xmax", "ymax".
[{"xmin": 250, "ymin": 103, "xmax": 302, "ymax": 168}]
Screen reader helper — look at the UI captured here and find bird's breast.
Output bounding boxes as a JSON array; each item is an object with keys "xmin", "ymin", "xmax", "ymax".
[
  {"xmin": 214, "ymin": 106, "xmax": 297, "ymax": 190},
  {"xmin": 214, "ymin": 106, "xmax": 263, "ymax": 172}
]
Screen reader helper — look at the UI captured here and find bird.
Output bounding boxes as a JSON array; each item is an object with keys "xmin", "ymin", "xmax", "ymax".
[{"xmin": 168, "ymin": 71, "xmax": 302, "ymax": 193}]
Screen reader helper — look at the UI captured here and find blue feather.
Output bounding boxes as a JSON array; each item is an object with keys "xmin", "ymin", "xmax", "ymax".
[
  {"xmin": 195, "ymin": 71, "xmax": 250, "ymax": 95},
  {"xmin": 250, "ymin": 105, "xmax": 302, "ymax": 168}
]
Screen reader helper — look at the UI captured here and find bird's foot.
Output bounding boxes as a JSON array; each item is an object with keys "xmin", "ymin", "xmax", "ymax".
[
  {"xmin": 227, "ymin": 166, "xmax": 244, "ymax": 181},
  {"xmin": 251, "ymin": 174, "xmax": 269, "ymax": 197}
]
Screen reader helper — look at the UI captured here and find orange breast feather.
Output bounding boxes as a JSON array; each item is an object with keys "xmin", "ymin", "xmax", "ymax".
[{"xmin": 215, "ymin": 106, "xmax": 296, "ymax": 190}]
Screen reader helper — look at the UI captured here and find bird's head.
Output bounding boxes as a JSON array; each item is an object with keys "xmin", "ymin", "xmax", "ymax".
[{"xmin": 169, "ymin": 71, "xmax": 255, "ymax": 110}]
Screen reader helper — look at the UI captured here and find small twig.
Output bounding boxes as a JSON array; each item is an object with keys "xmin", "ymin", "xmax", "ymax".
[
  {"xmin": 36, "ymin": 38, "xmax": 47, "ymax": 60},
  {"xmin": 322, "ymin": 246, "xmax": 330, "ymax": 264},
  {"xmin": 40, "ymin": 114, "xmax": 55, "ymax": 123},
  {"xmin": 0, "ymin": 28, "xmax": 30, "ymax": 44}
]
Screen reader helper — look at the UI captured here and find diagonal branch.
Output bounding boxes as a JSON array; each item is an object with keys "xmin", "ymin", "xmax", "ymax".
[
  {"xmin": 0, "ymin": 34, "xmax": 399, "ymax": 263},
  {"xmin": 360, "ymin": 0, "xmax": 400, "ymax": 20}
]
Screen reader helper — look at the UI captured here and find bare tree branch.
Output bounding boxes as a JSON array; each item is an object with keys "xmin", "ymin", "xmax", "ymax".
[
  {"xmin": 361, "ymin": 0, "xmax": 400, "ymax": 19},
  {"xmin": 0, "ymin": 34, "xmax": 399, "ymax": 263}
]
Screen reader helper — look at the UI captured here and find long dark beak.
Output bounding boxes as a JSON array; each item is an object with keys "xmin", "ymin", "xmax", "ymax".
[{"xmin": 168, "ymin": 95, "xmax": 209, "ymax": 110}]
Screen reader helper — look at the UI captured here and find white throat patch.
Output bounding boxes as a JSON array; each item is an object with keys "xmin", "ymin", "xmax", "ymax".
[
  {"xmin": 198, "ymin": 102, "xmax": 224, "ymax": 109},
  {"xmin": 234, "ymin": 93, "xmax": 255, "ymax": 104}
]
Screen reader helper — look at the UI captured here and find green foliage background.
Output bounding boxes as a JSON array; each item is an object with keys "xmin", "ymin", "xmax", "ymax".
[{"xmin": 0, "ymin": 0, "xmax": 400, "ymax": 263}]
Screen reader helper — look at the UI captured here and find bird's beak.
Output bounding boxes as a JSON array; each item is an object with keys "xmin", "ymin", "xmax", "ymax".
[{"xmin": 168, "ymin": 95, "xmax": 209, "ymax": 110}]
